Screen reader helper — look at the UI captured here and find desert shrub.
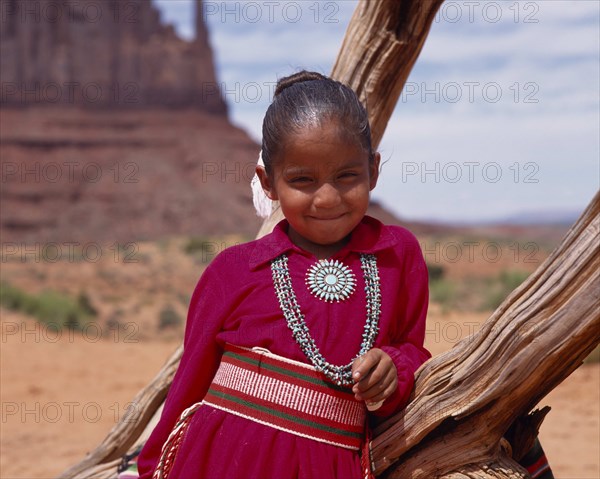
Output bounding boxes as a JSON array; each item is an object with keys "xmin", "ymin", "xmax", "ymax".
[
  {"xmin": 1, "ymin": 282, "xmax": 31, "ymax": 311},
  {"xmin": 183, "ymin": 237, "xmax": 213, "ymax": 255},
  {"xmin": 427, "ymin": 263, "xmax": 445, "ymax": 282},
  {"xmin": 77, "ymin": 291, "xmax": 98, "ymax": 317},
  {"xmin": 483, "ymin": 270, "xmax": 531, "ymax": 310},
  {"xmin": 424, "ymin": 268, "xmax": 532, "ymax": 313},
  {"xmin": 429, "ymin": 279, "xmax": 456, "ymax": 312},
  {"xmin": 106, "ymin": 310, "xmax": 123, "ymax": 330},
  {"xmin": 110, "ymin": 242, "xmax": 141, "ymax": 263},
  {"xmin": 428, "ymin": 262, "xmax": 455, "ymax": 311},
  {"xmin": 159, "ymin": 304, "xmax": 183, "ymax": 330},
  {"xmin": 0, "ymin": 282, "xmax": 96, "ymax": 330},
  {"xmin": 98, "ymin": 269, "xmax": 118, "ymax": 286},
  {"xmin": 183, "ymin": 236, "xmax": 225, "ymax": 264},
  {"xmin": 500, "ymin": 270, "xmax": 530, "ymax": 290},
  {"xmin": 177, "ymin": 293, "xmax": 191, "ymax": 307},
  {"xmin": 34, "ymin": 291, "xmax": 88, "ymax": 330}
]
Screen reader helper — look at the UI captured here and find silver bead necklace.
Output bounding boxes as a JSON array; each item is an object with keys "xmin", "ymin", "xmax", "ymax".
[{"xmin": 270, "ymin": 253, "xmax": 381, "ymax": 386}]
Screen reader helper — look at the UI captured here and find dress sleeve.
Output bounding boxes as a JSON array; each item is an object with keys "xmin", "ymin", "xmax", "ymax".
[
  {"xmin": 137, "ymin": 260, "xmax": 228, "ymax": 479},
  {"xmin": 370, "ymin": 237, "xmax": 431, "ymax": 418}
]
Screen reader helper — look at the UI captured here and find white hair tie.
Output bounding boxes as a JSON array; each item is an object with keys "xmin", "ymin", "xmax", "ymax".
[{"xmin": 250, "ymin": 150, "xmax": 273, "ymax": 218}]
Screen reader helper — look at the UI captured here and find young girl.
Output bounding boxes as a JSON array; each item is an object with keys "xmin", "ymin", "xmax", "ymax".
[{"xmin": 137, "ymin": 70, "xmax": 431, "ymax": 479}]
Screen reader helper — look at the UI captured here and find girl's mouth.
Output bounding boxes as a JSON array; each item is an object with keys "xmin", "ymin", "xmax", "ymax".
[{"xmin": 311, "ymin": 213, "xmax": 346, "ymax": 221}]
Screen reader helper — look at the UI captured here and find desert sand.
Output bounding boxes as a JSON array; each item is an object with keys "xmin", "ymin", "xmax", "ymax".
[{"xmin": 1, "ymin": 308, "xmax": 598, "ymax": 479}]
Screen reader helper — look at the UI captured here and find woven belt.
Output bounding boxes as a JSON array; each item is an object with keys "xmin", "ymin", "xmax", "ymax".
[{"xmin": 203, "ymin": 343, "xmax": 367, "ymax": 450}]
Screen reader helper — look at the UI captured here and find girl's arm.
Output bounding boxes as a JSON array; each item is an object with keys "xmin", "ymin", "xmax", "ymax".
[
  {"xmin": 137, "ymin": 261, "xmax": 228, "ymax": 479},
  {"xmin": 369, "ymin": 236, "xmax": 431, "ymax": 418}
]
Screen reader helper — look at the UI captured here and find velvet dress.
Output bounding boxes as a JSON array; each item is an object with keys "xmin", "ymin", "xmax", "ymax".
[{"xmin": 137, "ymin": 216, "xmax": 431, "ymax": 479}]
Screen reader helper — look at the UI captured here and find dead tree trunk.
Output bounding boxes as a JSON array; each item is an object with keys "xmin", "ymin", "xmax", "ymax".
[
  {"xmin": 60, "ymin": 2, "xmax": 599, "ymax": 478},
  {"xmin": 373, "ymin": 191, "xmax": 600, "ymax": 478}
]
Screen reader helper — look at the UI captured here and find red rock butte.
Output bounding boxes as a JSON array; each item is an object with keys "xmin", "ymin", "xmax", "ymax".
[
  {"xmin": 0, "ymin": 0, "xmax": 226, "ymax": 112},
  {"xmin": 0, "ymin": 0, "xmax": 267, "ymax": 244},
  {"xmin": 0, "ymin": 0, "xmax": 413, "ymax": 245}
]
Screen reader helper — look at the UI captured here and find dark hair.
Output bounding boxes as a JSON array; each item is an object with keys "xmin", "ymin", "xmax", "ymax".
[{"xmin": 261, "ymin": 70, "xmax": 374, "ymax": 175}]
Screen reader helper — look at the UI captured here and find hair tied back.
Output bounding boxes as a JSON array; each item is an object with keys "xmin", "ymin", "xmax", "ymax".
[{"xmin": 273, "ymin": 71, "xmax": 328, "ymax": 98}]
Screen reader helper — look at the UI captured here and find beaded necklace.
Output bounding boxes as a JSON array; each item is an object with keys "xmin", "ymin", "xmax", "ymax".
[{"xmin": 270, "ymin": 253, "xmax": 381, "ymax": 386}]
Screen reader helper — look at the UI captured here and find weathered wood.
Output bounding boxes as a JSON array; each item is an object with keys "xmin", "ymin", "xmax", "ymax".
[
  {"xmin": 438, "ymin": 453, "xmax": 530, "ymax": 479},
  {"xmin": 69, "ymin": 459, "xmax": 121, "ymax": 479},
  {"xmin": 505, "ymin": 407, "xmax": 552, "ymax": 462},
  {"xmin": 373, "ymin": 191, "xmax": 600, "ymax": 478},
  {"xmin": 331, "ymin": 0, "xmax": 443, "ymax": 148}
]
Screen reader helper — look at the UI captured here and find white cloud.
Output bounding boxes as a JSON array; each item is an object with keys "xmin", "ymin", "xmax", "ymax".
[
  {"xmin": 155, "ymin": 0, "xmax": 600, "ymax": 222},
  {"xmin": 375, "ymin": 105, "xmax": 599, "ymax": 222}
]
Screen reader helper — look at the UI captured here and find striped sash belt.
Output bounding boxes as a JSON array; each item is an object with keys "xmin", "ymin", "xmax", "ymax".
[{"xmin": 202, "ymin": 343, "xmax": 367, "ymax": 450}]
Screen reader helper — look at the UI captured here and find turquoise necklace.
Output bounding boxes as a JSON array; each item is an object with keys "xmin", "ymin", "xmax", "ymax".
[{"xmin": 270, "ymin": 253, "xmax": 381, "ymax": 386}]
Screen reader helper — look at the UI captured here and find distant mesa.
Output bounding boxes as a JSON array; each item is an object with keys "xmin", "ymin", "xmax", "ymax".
[
  {"xmin": 0, "ymin": 0, "xmax": 450, "ymax": 246},
  {"xmin": 0, "ymin": 0, "xmax": 226, "ymax": 113},
  {"xmin": 0, "ymin": 0, "xmax": 263, "ymax": 245}
]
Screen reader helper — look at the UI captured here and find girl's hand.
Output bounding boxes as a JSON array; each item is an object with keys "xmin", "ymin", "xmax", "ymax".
[{"xmin": 351, "ymin": 348, "xmax": 398, "ymax": 408}]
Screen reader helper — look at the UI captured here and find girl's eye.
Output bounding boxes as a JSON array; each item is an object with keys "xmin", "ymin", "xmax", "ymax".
[
  {"xmin": 338, "ymin": 172, "xmax": 359, "ymax": 180},
  {"xmin": 289, "ymin": 176, "xmax": 312, "ymax": 184}
]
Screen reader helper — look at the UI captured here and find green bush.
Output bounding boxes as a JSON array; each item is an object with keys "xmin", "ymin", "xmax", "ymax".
[
  {"xmin": 1, "ymin": 282, "xmax": 30, "ymax": 310},
  {"xmin": 77, "ymin": 291, "xmax": 98, "ymax": 317},
  {"xmin": 177, "ymin": 293, "xmax": 191, "ymax": 307},
  {"xmin": 105, "ymin": 309, "xmax": 126, "ymax": 337},
  {"xmin": 36, "ymin": 291, "xmax": 80, "ymax": 329},
  {"xmin": 159, "ymin": 304, "xmax": 183, "ymax": 330},
  {"xmin": 183, "ymin": 236, "xmax": 224, "ymax": 264},
  {"xmin": 483, "ymin": 270, "xmax": 531, "ymax": 310},
  {"xmin": 429, "ymin": 278, "xmax": 456, "ymax": 311},
  {"xmin": 0, "ymin": 282, "xmax": 97, "ymax": 330},
  {"xmin": 183, "ymin": 237, "xmax": 213, "ymax": 255},
  {"xmin": 427, "ymin": 263, "xmax": 445, "ymax": 282}
]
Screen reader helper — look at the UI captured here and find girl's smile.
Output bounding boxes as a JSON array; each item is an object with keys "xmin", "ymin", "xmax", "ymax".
[{"xmin": 257, "ymin": 120, "xmax": 380, "ymax": 259}]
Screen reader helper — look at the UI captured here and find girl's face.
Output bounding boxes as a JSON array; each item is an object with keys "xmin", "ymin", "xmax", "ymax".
[{"xmin": 257, "ymin": 120, "xmax": 380, "ymax": 258}]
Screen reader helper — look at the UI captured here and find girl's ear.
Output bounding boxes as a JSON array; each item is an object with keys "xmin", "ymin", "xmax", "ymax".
[
  {"xmin": 256, "ymin": 165, "xmax": 278, "ymax": 201},
  {"xmin": 369, "ymin": 152, "xmax": 381, "ymax": 191}
]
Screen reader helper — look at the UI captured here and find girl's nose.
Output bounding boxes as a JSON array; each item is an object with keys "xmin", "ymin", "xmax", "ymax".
[{"xmin": 313, "ymin": 182, "xmax": 342, "ymax": 209}]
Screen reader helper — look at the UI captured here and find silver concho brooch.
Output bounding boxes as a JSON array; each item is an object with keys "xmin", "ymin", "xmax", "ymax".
[{"xmin": 305, "ymin": 259, "xmax": 356, "ymax": 302}]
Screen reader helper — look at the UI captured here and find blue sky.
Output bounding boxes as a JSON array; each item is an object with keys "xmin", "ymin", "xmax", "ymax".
[{"xmin": 154, "ymin": 0, "xmax": 599, "ymax": 223}]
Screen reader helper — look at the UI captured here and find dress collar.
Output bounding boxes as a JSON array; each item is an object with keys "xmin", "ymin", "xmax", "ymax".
[{"xmin": 248, "ymin": 215, "xmax": 398, "ymax": 270}]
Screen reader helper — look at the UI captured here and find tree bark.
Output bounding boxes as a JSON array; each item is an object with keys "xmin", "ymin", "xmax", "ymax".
[
  {"xmin": 330, "ymin": 0, "xmax": 443, "ymax": 147},
  {"xmin": 372, "ymin": 191, "xmax": 600, "ymax": 478}
]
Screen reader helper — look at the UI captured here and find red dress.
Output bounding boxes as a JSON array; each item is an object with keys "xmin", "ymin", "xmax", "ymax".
[{"xmin": 138, "ymin": 216, "xmax": 430, "ymax": 479}]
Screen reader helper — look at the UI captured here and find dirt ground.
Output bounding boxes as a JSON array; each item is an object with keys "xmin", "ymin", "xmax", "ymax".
[{"xmin": 1, "ymin": 309, "xmax": 598, "ymax": 479}]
